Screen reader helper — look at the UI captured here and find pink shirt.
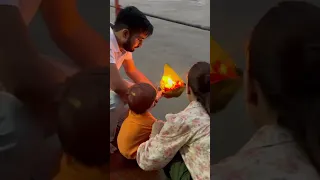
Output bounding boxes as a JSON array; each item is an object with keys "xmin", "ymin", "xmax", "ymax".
[
  {"xmin": 212, "ymin": 125, "xmax": 320, "ymax": 180},
  {"xmin": 136, "ymin": 101, "xmax": 210, "ymax": 180}
]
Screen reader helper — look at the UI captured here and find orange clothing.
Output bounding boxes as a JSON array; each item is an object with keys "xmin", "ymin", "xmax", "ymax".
[
  {"xmin": 53, "ymin": 154, "xmax": 108, "ymax": 180},
  {"xmin": 117, "ymin": 111, "xmax": 156, "ymax": 159}
]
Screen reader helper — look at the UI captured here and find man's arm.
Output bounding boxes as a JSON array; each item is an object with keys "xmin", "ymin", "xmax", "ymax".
[
  {"xmin": 110, "ymin": 63, "xmax": 129, "ymax": 100},
  {"xmin": 123, "ymin": 58, "xmax": 154, "ymax": 86},
  {"xmin": 0, "ymin": 5, "xmax": 57, "ymax": 101},
  {"xmin": 40, "ymin": 0, "xmax": 108, "ymax": 69},
  {"xmin": 110, "ymin": 50, "xmax": 128, "ymax": 99}
]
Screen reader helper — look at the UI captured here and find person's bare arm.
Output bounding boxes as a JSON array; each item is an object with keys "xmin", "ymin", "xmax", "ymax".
[
  {"xmin": 110, "ymin": 63, "xmax": 128, "ymax": 100},
  {"xmin": 123, "ymin": 58, "xmax": 154, "ymax": 86},
  {"xmin": 0, "ymin": 5, "xmax": 57, "ymax": 99},
  {"xmin": 40, "ymin": 0, "xmax": 108, "ymax": 69}
]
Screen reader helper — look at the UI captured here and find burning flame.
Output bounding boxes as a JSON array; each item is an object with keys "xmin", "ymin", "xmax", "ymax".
[
  {"xmin": 159, "ymin": 64, "xmax": 185, "ymax": 97},
  {"xmin": 211, "ymin": 37, "xmax": 239, "ymax": 84},
  {"xmin": 162, "ymin": 76, "xmax": 175, "ymax": 89},
  {"xmin": 161, "ymin": 75, "xmax": 184, "ymax": 92}
]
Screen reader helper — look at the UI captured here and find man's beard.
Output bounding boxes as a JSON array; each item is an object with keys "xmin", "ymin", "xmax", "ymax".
[{"xmin": 122, "ymin": 40, "xmax": 135, "ymax": 52}]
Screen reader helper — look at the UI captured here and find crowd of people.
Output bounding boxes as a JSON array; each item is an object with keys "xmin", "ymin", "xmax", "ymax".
[{"xmin": 0, "ymin": 0, "xmax": 320, "ymax": 180}]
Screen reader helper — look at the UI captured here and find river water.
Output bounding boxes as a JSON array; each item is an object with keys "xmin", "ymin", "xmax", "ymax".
[{"xmin": 110, "ymin": 0, "xmax": 210, "ymax": 27}]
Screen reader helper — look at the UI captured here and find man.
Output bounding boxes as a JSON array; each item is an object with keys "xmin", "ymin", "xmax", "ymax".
[
  {"xmin": 110, "ymin": 6, "xmax": 155, "ymax": 145},
  {"xmin": 0, "ymin": 0, "xmax": 108, "ymax": 179},
  {"xmin": 110, "ymin": 6, "xmax": 154, "ymax": 98}
]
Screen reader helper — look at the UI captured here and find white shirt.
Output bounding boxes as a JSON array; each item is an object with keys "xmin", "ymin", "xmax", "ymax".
[
  {"xmin": 0, "ymin": 0, "xmax": 42, "ymax": 25},
  {"xmin": 110, "ymin": 27, "xmax": 133, "ymax": 70}
]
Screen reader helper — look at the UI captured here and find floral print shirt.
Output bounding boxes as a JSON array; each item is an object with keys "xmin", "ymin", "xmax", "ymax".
[
  {"xmin": 212, "ymin": 125, "xmax": 320, "ymax": 180},
  {"xmin": 136, "ymin": 101, "xmax": 210, "ymax": 180}
]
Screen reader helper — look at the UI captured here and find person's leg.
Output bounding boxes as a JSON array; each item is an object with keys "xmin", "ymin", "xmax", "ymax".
[
  {"xmin": 109, "ymin": 79, "xmax": 133, "ymax": 147},
  {"xmin": 163, "ymin": 153, "xmax": 192, "ymax": 180},
  {"xmin": 110, "ymin": 91, "xmax": 125, "ymax": 143}
]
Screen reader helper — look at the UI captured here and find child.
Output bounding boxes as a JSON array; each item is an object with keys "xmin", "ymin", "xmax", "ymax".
[
  {"xmin": 54, "ymin": 67, "xmax": 109, "ymax": 180},
  {"xmin": 117, "ymin": 83, "xmax": 158, "ymax": 159}
]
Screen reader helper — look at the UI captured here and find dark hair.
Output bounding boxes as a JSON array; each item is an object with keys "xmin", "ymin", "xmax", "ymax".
[
  {"xmin": 188, "ymin": 62, "xmax": 210, "ymax": 114},
  {"xmin": 127, "ymin": 83, "xmax": 156, "ymax": 114},
  {"xmin": 58, "ymin": 67, "xmax": 109, "ymax": 167},
  {"xmin": 248, "ymin": 1, "xmax": 320, "ymax": 173},
  {"xmin": 114, "ymin": 6, "xmax": 153, "ymax": 36}
]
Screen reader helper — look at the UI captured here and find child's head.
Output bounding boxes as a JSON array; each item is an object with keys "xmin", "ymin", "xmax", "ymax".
[
  {"xmin": 187, "ymin": 62, "xmax": 210, "ymax": 114},
  {"xmin": 58, "ymin": 67, "xmax": 109, "ymax": 167},
  {"xmin": 127, "ymin": 83, "xmax": 156, "ymax": 114}
]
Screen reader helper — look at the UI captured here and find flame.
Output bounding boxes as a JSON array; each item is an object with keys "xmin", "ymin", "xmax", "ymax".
[
  {"xmin": 162, "ymin": 76, "xmax": 175, "ymax": 89},
  {"xmin": 159, "ymin": 64, "xmax": 185, "ymax": 96},
  {"xmin": 160, "ymin": 75, "xmax": 183, "ymax": 92},
  {"xmin": 211, "ymin": 37, "xmax": 239, "ymax": 84}
]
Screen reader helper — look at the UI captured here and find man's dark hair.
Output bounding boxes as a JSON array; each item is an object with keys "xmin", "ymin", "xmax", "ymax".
[
  {"xmin": 58, "ymin": 67, "xmax": 109, "ymax": 167},
  {"xmin": 113, "ymin": 6, "xmax": 153, "ymax": 36}
]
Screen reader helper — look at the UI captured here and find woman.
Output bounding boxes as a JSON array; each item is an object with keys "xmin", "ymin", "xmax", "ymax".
[
  {"xmin": 212, "ymin": 2, "xmax": 320, "ymax": 179},
  {"xmin": 136, "ymin": 62, "xmax": 210, "ymax": 180}
]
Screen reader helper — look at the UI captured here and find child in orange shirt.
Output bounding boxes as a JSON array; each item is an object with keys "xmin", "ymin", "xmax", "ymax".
[
  {"xmin": 117, "ymin": 83, "xmax": 160, "ymax": 159},
  {"xmin": 53, "ymin": 68, "xmax": 109, "ymax": 180}
]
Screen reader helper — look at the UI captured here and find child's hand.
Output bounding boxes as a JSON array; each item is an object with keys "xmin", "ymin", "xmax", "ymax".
[
  {"xmin": 155, "ymin": 90, "xmax": 163, "ymax": 103},
  {"xmin": 150, "ymin": 120, "xmax": 165, "ymax": 138}
]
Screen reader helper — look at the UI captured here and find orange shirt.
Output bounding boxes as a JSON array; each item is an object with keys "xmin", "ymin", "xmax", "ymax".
[
  {"xmin": 117, "ymin": 111, "xmax": 156, "ymax": 159},
  {"xmin": 53, "ymin": 154, "xmax": 108, "ymax": 180}
]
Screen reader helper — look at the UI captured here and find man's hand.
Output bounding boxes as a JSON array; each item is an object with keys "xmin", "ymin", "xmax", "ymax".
[{"xmin": 40, "ymin": 0, "xmax": 109, "ymax": 69}]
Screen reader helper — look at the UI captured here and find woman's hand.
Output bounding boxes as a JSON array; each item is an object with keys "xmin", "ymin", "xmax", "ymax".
[{"xmin": 150, "ymin": 120, "xmax": 165, "ymax": 138}]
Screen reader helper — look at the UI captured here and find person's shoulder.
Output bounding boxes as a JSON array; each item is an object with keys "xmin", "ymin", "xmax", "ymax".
[
  {"xmin": 165, "ymin": 109, "xmax": 209, "ymax": 125},
  {"xmin": 124, "ymin": 52, "xmax": 133, "ymax": 60},
  {"xmin": 110, "ymin": 27, "xmax": 117, "ymax": 52},
  {"xmin": 212, "ymin": 144, "xmax": 320, "ymax": 180},
  {"xmin": 143, "ymin": 113, "xmax": 156, "ymax": 126},
  {"xmin": 128, "ymin": 112, "xmax": 155, "ymax": 126}
]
